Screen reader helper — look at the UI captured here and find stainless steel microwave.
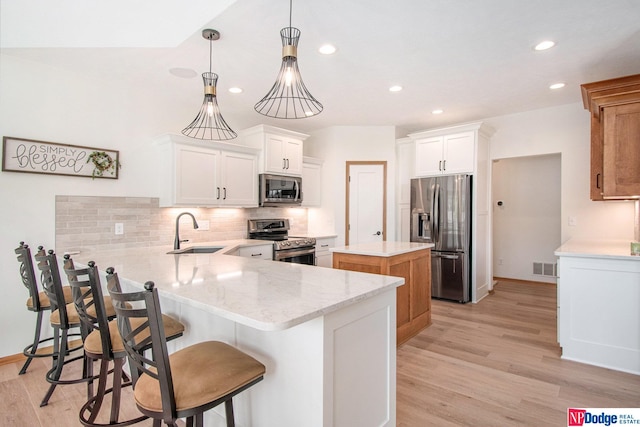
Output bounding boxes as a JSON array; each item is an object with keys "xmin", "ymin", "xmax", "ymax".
[{"xmin": 259, "ymin": 174, "xmax": 303, "ymax": 207}]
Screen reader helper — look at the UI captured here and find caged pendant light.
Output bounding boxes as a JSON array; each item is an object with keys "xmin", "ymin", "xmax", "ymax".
[
  {"xmin": 182, "ymin": 29, "xmax": 237, "ymax": 140},
  {"xmin": 254, "ymin": 0, "xmax": 323, "ymax": 119}
]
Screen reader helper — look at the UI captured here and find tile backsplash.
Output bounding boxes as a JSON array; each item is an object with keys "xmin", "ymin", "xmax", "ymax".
[{"xmin": 55, "ymin": 195, "xmax": 308, "ymax": 253}]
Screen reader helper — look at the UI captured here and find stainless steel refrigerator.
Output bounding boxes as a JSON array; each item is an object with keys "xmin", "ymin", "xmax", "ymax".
[{"xmin": 410, "ymin": 174, "xmax": 471, "ymax": 303}]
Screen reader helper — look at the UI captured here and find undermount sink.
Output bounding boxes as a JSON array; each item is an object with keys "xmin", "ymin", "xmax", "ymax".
[{"xmin": 166, "ymin": 246, "xmax": 223, "ymax": 255}]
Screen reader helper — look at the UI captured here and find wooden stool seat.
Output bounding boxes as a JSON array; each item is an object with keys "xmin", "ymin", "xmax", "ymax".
[
  {"xmin": 49, "ymin": 296, "xmax": 116, "ymax": 326},
  {"xmin": 26, "ymin": 286, "xmax": 73, "ymax": 310}
]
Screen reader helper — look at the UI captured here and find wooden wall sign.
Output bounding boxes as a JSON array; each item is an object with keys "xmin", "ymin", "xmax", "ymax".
[{"xmin": 2, "ymin": 136, "xmax": 120, "ymax": 179}]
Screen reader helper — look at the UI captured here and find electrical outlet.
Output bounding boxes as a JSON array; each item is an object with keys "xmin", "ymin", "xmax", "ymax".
[
  {"xmin": 498, "ymin": 258, "xmax": 504, "ymax": 265},
  {"xmin": 568, "ymin": 216, "xmax": 577, "ymax": 226},
  {"xmin": 198, "ymin": 220, "xmax": 210, "ymax": 230},
  {"xmin": 115, "ymin": 223, "xmax": 124, "ymax": 235}
]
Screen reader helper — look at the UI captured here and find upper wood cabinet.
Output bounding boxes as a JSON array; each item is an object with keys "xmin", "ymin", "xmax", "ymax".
[
  {"xmin": 581, "ymin": 74, "xmax": 640, "ymax": 200},
  {"xmin": 155, "ymin": 134, "xmax": 259, "ymax": 207},
  {"xmin": 240, "ymin": 125, "xmax": 309, "ymax": 177}
]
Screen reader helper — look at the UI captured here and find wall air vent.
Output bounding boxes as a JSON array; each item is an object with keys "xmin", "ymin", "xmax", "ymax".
[{"xmin": 533, "ymin": 262, "xmax": 557, "ymax": 277}]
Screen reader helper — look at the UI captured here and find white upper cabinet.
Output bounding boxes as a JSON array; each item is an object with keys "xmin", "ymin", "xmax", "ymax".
[
  {"xmin": 302, "ymin": 156, "xmax": 323, "ymax": 207},
  {"xmin": 414, "ymin": 132, "xmax": 475, "ymax": 176},
  {"xmin": 155, "ymin": 134, "xmax": 259, "ymax": 207},
  {"xmin": 240, "ymin": 125, "xmax": 309, "ymax": 177}
]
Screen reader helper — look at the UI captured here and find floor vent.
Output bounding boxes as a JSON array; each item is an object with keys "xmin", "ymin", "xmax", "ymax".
[{"xmin": 533, "ymin": 262, "xmax": 557, "ymax": 277}]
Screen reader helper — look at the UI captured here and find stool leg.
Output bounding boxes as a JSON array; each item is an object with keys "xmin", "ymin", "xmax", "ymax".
[
  {"xmin": 19, "ymin": 310, "xmax": 45, "ymax": 375},
  {"xmin": 109, "ymin": 358, "xmax": 124, "ymax": 423},
  {"xmin": 225, "ymin": 399, "xmax": 235, "ymax": 427},
  {"xmin": 86, "ymin": 359, "xmax": 109, "ymax": 424},
  {"xmin": 41, "ymin": 327, "xmax": 66, "ymax": 407}
]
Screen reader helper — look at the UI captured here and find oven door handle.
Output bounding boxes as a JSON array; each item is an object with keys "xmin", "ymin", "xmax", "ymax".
[{"xmin": 275, "ymin": 247, "xmax": 315, "ymax": 260}]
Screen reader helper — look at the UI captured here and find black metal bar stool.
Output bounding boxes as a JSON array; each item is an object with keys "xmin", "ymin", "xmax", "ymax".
[
  {"xmin": 63, "ymin": 259, "xmax": 186, "ymax": 426},
  {"xmin": 14, "ymin": 242, "xmax": 75, "ymax": 375},
  {"xmin": 106, "ymin": 273, "xmax": 266, "ymax": 427},
  {"xmin": 35, "ymin": 248, "xmax": 96, "ymax": 407}
]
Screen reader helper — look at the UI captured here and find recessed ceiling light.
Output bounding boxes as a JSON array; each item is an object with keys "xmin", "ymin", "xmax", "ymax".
[
  {"xmin": 432, "ymin": 109, "xmax": 444, "ymax": 115},
  {"xmin": 389, "ymin": 85, "xmax": 403, "ymax": 92},
  {"xmin": 169, "ymin": 67, "xmax": 198, "ymax": 78},
  {"xmin": 228, "ymin": 87, "xmax": 243, "ymax": 94},
  {"xmin": 318, "ymin": 44, "xmax": 337, "ymax": 55},
  {"xmin": 534, "ymin": 40, "xmax": 556, "ymax": 51},
  {"xmin": 549, "ymin": 82, "xmax": 565, "ymax": 90}
]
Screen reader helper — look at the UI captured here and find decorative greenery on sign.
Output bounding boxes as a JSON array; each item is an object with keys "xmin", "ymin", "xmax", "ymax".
[{"xmin": 87, "ymin": 151, "xmax": 121, "ymax": 178}]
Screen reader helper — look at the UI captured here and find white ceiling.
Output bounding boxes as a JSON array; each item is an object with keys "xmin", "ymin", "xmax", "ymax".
[{"xmin": 2, "ymin": 0, "xmax": 640, "ymax": 135}]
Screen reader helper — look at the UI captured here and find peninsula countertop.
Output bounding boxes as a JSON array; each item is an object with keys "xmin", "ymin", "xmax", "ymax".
[
  {"xmin": 69, "ymin": 240, "xmax": 404, "ymax": 332},
  {"xmin": 554, "ymin": 238, "xmax": 640, "ymax": 260},
  {"xmin": 331, "ymin": 241, "xmax": 434, "ymax": 257}
]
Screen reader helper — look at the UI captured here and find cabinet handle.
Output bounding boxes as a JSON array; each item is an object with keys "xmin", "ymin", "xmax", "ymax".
[
  {"xmin": 321, "ymin": 244, "xmax": 329, "ymax": 248},
  {"xmin": 283, "ymin": 158, "xmax": 287, "ymax": 169},
  {"xmin": 223, "ymin": 187, "xmax": 227, "ymax": 200},
  {"xmin": 596, "ymin": 173, "xmax": 601, "ymax": 189},
  {"xmin": 443, "ymin": 160, "xmax": 446, "ymax": 170},
  {"xmin": 216, "ymin": 187, "xmax": 220, "ymax": 200},
  {"xmin": 251, "ymin": 253, "xmax": 262, "ymax": 257},
  {"xmin": 286, "ymin": 158, "xmax": 290, "ymax": 169},
  {"xmin": 439, "ymin": 160, "xmax": 442, "ymax": 171}
]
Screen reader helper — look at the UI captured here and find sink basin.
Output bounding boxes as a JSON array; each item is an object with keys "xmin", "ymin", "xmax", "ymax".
[{"xmin": 167, "ymin": 246, "xmax": 223, "ymax": 255}]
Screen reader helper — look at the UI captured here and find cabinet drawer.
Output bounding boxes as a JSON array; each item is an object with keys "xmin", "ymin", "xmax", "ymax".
[{"xmin": 238, "ymin": 244, "xmax": 273, "ymax": 260}]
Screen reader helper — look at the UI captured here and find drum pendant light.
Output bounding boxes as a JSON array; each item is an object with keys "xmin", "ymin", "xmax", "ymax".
[
  {"xmin": 254, "ymin": 0, "xmax": 323, "ymax": 119},
  {"xmin": 182, "ymin": 29, "xmax": 237, "ymax": 140}
]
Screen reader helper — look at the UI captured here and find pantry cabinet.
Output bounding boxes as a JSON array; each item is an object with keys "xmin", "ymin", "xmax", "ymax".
[
  {"xmin": 155, "ymin": 134, "xmax": 259, "ymax": 207},
  {"xmin": 240, "ymin": 125, "xmax": 309, "ymax": 177},
  {"xmin": 581, "ymin": 74, "xmax": 640, "ymax": 200}
]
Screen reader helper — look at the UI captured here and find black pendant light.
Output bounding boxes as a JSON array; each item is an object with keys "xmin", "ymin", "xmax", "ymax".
[
  {"xmin": 254, "ymin": 0, "xmax": 323, "ymax": 119},
  {"xmin": 182, "ymin": 29, "xmax": 237, "ymax": 140}
]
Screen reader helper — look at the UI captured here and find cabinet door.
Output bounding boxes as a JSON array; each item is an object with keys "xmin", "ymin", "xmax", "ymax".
[
  {"xmin": 175, "ymin": 145, "xmax": 220, "ymax": 205},
  {"xmin": 220, "ymin": 151, "xmax": 258, "ymax": 207},
  {"xmin": 415, "ymin": 136, "xmax": 444, "ymax": 176},
  {"xmin": 302, "ymin": 162, "xmax": 322, "ymax": 206},
  {"xmin": 315, "ymin": 237, "xmax": 335, "ymax": 267},
  {"xmin": 282, "ymin": 138, "xmax": 303, "ymax": 175},
  {"xmin": 265, "ymin": 135, "xmax": 287, "ymax": 173},
  {"xmin": 603, "ymin": 103, "xmax": 640, "ymax": 197},
  {"xmin": 442, "ymin": 132, "xmax": 474, "ymax": 174}
]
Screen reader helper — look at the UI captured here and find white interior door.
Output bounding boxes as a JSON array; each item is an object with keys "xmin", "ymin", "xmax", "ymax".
[{"xmin": 348, "ymin": 163, "xmax": 385, "ymax": 245}]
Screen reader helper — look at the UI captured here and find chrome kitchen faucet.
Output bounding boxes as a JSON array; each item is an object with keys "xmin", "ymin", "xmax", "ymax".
[{"xmin": 174, "ymin": 212, "xmax": 199, "ymax": 250}]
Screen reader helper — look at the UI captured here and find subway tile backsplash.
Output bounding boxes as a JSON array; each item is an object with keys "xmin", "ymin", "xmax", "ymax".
[{"xmin": 55, "ymin": 195, "xmax": 308, "ymax": 253}]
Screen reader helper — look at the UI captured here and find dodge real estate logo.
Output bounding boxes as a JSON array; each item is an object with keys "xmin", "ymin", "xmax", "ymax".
[{"xmin": 569, "ymin": 409, "xmax": 586, "ymax": 426}]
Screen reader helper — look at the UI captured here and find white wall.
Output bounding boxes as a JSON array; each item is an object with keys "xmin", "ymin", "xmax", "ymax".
[
  {"xmin": 0, "ymin": 53, "xmax": 192, "ymax": 357},
  {"xmin": 492, "ymin": 154, "xmax": 561, "ymax": 283},
  {"xmin": 304, "ymin": 126, "xmax": 397, "ymax": 247},
  {"xmin": 486, "ymin": 103, "xmax": 636, "ymax": 243}
]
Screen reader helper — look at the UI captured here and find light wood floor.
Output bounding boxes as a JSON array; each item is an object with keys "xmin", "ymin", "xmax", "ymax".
[
  {"xmin": 2, "ymin": 279, "xmax": 639, "ymax": 426},
  {"xmin": 397, "ymin": 279, "xmax": 640, "ymax": 426}
]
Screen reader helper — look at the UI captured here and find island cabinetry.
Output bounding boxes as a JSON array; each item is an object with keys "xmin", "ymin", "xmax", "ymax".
[
  {"xmin": 555, "ymin": 241, "xmax": 640, "ymax": 374},
  {"xmin": 240, "ymin": 124, "xmax": 309, "ymax": 177},
  {"xmin": 333, "ymin": 246, "xmax": 431, "ymax": 345},
  {"xmin": 581, "ymin": 74, "xmax": 640, "ymax": 200},
  {"xmin": 155, "ymin": 134, "xmax": 258, "ymax": 207}
]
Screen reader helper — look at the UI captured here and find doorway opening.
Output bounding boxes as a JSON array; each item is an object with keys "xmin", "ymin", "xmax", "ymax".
[{"xmin": 492, "ymin": 154, "xmax": 561, "ymax": 284}]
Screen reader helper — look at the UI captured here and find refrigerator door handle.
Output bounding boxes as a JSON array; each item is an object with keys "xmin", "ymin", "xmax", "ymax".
[{"xmin": 434, "ymin": 183, "xmax": 440, "ymax": 243}]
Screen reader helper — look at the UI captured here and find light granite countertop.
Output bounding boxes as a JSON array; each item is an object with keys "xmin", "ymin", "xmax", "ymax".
[
  {"xmin": 70, "ymin": 240, "xmax": 404, "ymax": 332},
  {"xmin": 330, "ymin": 241, "xmax": 434, "ymax": 257},
  {"xmin": 554, "ymin": 238, "xmax": 640, "ymax": 260}
]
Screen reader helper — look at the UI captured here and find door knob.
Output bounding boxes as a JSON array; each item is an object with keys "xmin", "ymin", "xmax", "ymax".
[{"xmin": 373, "ymin": 231, "xmax": 381, "ymax": 236}]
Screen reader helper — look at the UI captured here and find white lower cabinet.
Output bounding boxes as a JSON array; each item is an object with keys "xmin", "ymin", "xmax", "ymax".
[
  {"xmin": 238, "ymin": 244, "xmax": 273, "ymax": 260},
  {"xmin": 156, "ymin": 134, "xmax": 259, "ymax": 207},
  {"xmin": 315, "ymin": 237, "xmax": 336, "ymax": 268}
]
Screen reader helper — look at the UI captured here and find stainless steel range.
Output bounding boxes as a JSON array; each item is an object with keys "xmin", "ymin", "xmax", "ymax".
[{"xmin": 247, "ymin": 219, "xmax": 316, "ymax": 265}]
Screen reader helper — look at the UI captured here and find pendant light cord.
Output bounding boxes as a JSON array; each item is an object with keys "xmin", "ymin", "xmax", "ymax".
[
  {"xmin": 289, "ymin": 0, "xmax": 292, "ymax": 29},
  {"xmin": 209, "ymin": 36, "xmax": 213, "ymax": 74}
]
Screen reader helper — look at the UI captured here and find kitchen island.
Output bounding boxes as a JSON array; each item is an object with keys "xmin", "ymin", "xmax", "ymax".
[
  {"xmin": 555, "ymin": 239, "xmax": 640, "ymax": 375},
  {"xmin": 331, "ymin": 241, "xmax": 434, "ymax": 345},
  {"xmin": 72, "ymin": 240, "xmax": 403, "ymax": 427}
]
